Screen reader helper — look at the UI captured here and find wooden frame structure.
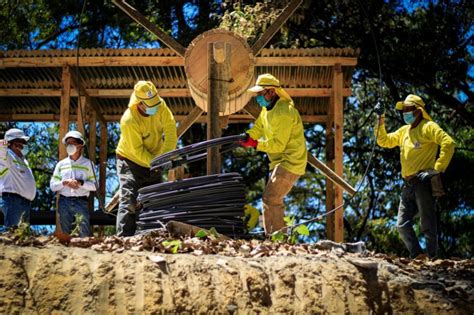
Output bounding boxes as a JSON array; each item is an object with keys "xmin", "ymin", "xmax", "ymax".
[{"xmin": 0, "ymin": 0, "xmax": 358, "ymax": 241}]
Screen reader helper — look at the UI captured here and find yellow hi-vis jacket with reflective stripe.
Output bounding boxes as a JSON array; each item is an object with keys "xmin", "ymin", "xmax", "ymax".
[
  {"xmin": 247, "ymin": 98, "xmax": 307, "ymax": 175},
  {"xmin": 377, "ymin": 119, "xmax": 455, "ymax": 178},
  {"xmin": 116, "ymin": 99, "xmax": 177, "ymax": 168},
  {"xmin": 0, "ymin": 144, "xmax": 36, "ymax": 201}
]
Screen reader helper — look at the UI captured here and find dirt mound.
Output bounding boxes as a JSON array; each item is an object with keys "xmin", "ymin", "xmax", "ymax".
[{"xmin": 0, "ymin": 234, "xmax": 472, "ymax": 314}]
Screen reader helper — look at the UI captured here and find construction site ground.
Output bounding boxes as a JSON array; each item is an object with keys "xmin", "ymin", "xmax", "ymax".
[{"xmin": 0, "ymin": 231, "xmax": 472, "ymax": 314}]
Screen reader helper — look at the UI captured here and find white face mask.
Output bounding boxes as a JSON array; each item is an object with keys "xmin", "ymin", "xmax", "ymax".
[
  {"xmin": 66, "ymin": 144, "xmax": 78, "ymax": 156},
  {"xmin": 21, "ymin": 146, "xmax": 29, "ymax": 157}
]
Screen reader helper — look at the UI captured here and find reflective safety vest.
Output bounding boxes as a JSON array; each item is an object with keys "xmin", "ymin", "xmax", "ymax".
[
  {"xmin": 50, "ymin": 156, "xmax": 97, "ymax": 197},
  {"xmin": 0, "ymin": 145, "xmax": 36, "ymax": 201}
]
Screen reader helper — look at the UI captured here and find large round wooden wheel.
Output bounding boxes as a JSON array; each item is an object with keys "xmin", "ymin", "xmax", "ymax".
[{"xmin": 184, "ymin": 29, "xmax": 255, "ymax": 116}]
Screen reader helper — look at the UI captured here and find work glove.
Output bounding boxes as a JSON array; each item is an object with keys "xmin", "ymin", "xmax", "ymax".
[
  {"xmin": 374, "ymin": 101, "xmax": 385, "ymax": 116},
  {"xmin": 240, "ymin": 134, "xmax": 258, "ymax": 148},
  {"xmin": 417, "ymin": 169, "xmax": 439, "ymax": 182}
]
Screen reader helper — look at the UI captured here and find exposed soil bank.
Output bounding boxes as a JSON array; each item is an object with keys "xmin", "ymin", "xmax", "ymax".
[{"xmin": 0, "ymin": 240, "xmax": 472, "ymax": 314}]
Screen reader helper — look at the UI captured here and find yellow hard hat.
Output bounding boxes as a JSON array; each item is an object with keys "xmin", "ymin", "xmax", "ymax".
[
  {"xmin": 247, "ymin": 73, "xmax": 292, "ymax": 101},
  {"xmin": 130, "ymin": 81, "xmax": 162, "ymax": 107},
  {"xmin": 395, "ymin": 94, "xmax": 432, "ymax": 121}
]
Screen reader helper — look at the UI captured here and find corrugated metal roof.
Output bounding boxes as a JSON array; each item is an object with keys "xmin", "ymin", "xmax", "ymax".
[{"xmin": 0, "ymin": 47, "xmax": 359, "ymax": 120}]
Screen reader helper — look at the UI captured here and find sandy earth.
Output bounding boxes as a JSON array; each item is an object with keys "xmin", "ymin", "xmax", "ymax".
[{"xmin": 0, "ymin": 234, "xmax": 473, "ymax": 314}]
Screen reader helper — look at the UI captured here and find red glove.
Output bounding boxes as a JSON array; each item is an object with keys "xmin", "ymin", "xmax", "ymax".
[{"xmin": 240, "ymin": 135, "xmax": 258, "ymax": 148}]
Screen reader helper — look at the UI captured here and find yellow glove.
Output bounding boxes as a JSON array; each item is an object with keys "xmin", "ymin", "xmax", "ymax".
[{"xmin": 243, "ymin": 204, "xmax": 260, "ymax": 230}]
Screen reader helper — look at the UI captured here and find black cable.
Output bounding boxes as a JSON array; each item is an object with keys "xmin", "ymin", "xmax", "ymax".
[
  {"xmin": 284, "ymin": 0, "xmax": 385, "ymax": 234},
  {"xmin": 74, "ymin": 0, "xmax": 106, "ymax": 213}
]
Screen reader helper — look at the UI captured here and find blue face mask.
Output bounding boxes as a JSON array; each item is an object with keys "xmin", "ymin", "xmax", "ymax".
[
  {"xmin": 144, "ymin": 105, "xmax": 158, "ymax": 116},
  {"xmin": 256, "ymin": 95, "xmax": 270, "ymax": 108},
  {"xmin": 403, "ymin": 111, "xmax": 416, "ymax": 125}
]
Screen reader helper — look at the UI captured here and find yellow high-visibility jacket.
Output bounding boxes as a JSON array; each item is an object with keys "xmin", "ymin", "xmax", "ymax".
[
  {"xmin": 247, "ymin": 99, "xmax": 307, "ymax": 175},
  {"xmin": 116, "ymin": 100, "xmax": 177, "ymax": 168},
  {"xmin": 377, "ymin": 119, "xmax": 455, "ymax": 178}
]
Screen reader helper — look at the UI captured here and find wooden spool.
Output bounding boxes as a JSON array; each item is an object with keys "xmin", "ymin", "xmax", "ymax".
[{"xmin": 184, "ymin": 29, "xmax": 255, "ymax": 116}]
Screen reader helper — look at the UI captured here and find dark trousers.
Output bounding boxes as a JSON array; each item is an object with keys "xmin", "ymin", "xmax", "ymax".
[
  {"xmin": 58, "ymin": 195, "xmax": 90, "ymax": 237},
  {"xmin": 116, "ymin": 158, "xmax": 162, "ymax": 236},
  {"xmin": 397, "ymin": 179, "xmax": 437, "ymax": 258}
]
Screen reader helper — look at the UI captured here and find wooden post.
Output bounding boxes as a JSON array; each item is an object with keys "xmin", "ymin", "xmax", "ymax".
[
  {"xmin": 99, "ymin": 121, "xmax": 107, "ymax": 206},
  {"xmin": 77, "ymin": 95, "xmax": 88, "ymax": 135},
  {"xmin": 207, "ymin": 42, "xmax": 231, "ymax": 175},
  {"xmin": 59, "ymin": 66, "xmax": 71, "ymax": 159},
  {"xmin": 326, "ymin": 63, "xmax": 344, "ymax": 243},
  {"xmin": 88, "ymin": 110, "xmax": 97, "ymax": 215},
  {"xmin": 98, "ymin": 120, "xmax": 107, "ymax": 236}
]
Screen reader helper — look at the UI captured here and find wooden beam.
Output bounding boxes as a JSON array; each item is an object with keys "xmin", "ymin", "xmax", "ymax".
[
  {"xmin": 0, "ymin": 56, "xmax": 184, "ymax": 68},
  {"xmin": 255, "ymin": 56, "xmax": 357, "ymax": 66},
  {"xmin": 59, "ymin": 66, "xmax": 71, "ymax": 159},
  {"xmin": 0, "ymin": 113, "xmax": 328, "ymax": 124},
  {"xmin": 252, "ymin": 0, "xmax": 303, "ymax": 56},
  {"xmin": 177, "ymin": 106, "xmax": 204, "ymax": 138},
  {"xmin": 0, "ymin": 88, "xmax": 351, "ymax": 98},
  {"xmin": 112, "ymin": 0, "xmax": 186, "ymax": 57}
]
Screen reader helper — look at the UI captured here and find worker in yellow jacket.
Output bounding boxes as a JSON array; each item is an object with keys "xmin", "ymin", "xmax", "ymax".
[
  {"xmin": 115, "ymin": 81, "xmax": 177, "ymax": 236},
  {"xmin": 242, "ymin": 74, "xmax": 307, "ymax": 235},
  {"xmin": 375, "ymin": 94, "xmax": 455, "ymax": 258}
]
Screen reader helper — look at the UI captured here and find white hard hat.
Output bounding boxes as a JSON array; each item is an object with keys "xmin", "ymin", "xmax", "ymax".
[
  {"xmin": 5, "ymin": 128, "xmax": 30, "ymax": 142},
  {"xmin": 62, "ymin": 130, "xmax": 85, "ymax": 144}
]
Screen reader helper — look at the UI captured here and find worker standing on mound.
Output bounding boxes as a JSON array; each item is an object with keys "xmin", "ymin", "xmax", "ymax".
[
  {"xmin": 241, "ymin": 74, "xmax": 307, "ymax": 236},
  {"xmin": 375, "ymin": 94, "xmax": 455, "ymax": 259}
]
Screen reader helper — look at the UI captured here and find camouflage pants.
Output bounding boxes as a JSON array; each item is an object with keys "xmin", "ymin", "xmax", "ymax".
[{"xmin": 116, "ymin": 158, "xmax": 162, "ymax": 236}]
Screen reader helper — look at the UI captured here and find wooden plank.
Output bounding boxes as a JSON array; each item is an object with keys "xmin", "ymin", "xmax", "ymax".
[
  {"xmin": 207, "ymin": 42, "xmax": 230, "ymax": 175},
  {"xmin": 255, "ymin": 56, "xmax": 357, "ymax": 66},
  {"xmin": 307, "ymin": 154, "xmax": 355, "ymax": 196},
  {"xmin": 0, "ymin": 88, "xmax": 351, "ymax": 98},
  {"xmin": 0, "ymin": 56, "xmax": 184, "ymax": 67},
  {"xmin": 252, "ymin": 0, "xmax": 303, "ymax": 56},
  {"xmin": 59, "ymin": 66, "xmax": 71, "ymax": 160},
  {"xmin": 176, "ymin": 106, "xmax": 204, "ymax": 138},
  {"xmin": 112, "ymin": 0, "xmax": 186, "ymax": 57}
]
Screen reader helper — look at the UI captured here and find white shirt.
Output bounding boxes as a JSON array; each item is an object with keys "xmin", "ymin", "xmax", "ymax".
[
  {"xmin": 50, "ymin": 155, "xmax": 96, "ymax": 197},
  {"xmin": 0, "ymin": 144, "xmax": 36, "ymax": 201}
]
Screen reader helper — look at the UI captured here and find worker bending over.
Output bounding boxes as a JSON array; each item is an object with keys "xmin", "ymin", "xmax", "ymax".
[{"xmin": 115, "ymin": 81, "xmax": 177, "ymax": 236}]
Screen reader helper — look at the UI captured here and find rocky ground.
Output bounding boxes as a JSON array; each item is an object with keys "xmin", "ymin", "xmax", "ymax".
[{"xmin": 0, "ymin": 230, "xmax": 473, "ymax": 314}]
